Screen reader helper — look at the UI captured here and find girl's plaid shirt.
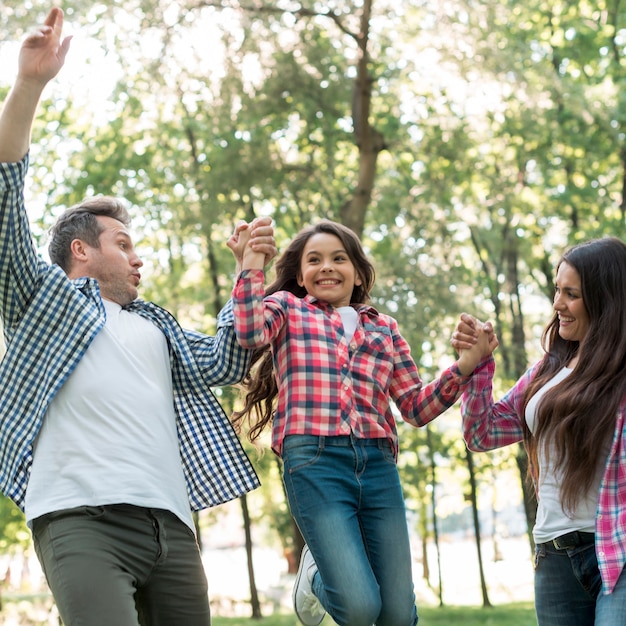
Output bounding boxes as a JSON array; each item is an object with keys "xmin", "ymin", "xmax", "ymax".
[{"xmin": 232, "ymin": 269, "xmax": 473, "ymax": 457}]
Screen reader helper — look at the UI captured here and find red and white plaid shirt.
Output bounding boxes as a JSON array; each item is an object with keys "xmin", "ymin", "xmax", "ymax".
[{"xmin": 233, "ymin": 269, "xmax": 471, "ymax": 456}]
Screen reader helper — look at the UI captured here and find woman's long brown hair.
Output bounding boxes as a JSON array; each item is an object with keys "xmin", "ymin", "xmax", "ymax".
[
  {"xmin": 522, "ymin": 237, "xmax": 626, "ymax": 512},
  {"xmin": 232, "ymin": 220, "xmax": 376, "ymax": 443}
]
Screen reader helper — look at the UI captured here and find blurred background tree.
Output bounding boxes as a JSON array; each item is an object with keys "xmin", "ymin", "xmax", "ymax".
[{"xmin": 1, "ymin": 0, "xmax": 624, "ymax": 614}]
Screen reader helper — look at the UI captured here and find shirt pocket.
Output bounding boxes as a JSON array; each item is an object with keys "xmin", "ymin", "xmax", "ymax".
[{"xmin": 361, "ymin": 323, "xmax": 393, "ymax": 354}]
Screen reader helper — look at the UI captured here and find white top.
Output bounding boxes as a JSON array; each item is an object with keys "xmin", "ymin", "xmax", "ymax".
[
  {"xmin": 338, "ymin": 306, "xmax": 358, "ymax": 342},
  {"xmin": 25, "ymin": 299, "xmax": 194, "ymax": 530},
  {"xmin": 526, "ymin": 366, "xmax": 609, "ymax": 543}
]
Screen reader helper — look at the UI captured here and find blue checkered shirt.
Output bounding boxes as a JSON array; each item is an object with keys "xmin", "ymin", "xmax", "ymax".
[{"xmin": 0, "ymin": 155, "xmax": 259, "ymax": 512}]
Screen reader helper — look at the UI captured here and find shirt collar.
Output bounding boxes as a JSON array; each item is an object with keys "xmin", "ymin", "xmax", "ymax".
[{"xmin": 303, "ymin": 294, "xmax": 379, "ymax": 317}]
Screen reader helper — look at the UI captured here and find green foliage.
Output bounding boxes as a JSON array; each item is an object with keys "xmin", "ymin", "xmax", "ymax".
[
  {"xmin": 3, "ymin": 0, "xmax": 625, "ymax": 563},
  {"xmin": 0, "ymin": 496, "xmax": 30, "ymax": 553}
]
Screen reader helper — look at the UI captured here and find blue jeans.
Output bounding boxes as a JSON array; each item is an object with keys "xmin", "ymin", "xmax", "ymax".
[
  {"xmin": 596, "ymin": 566, "xmax": 626, "ymax": 625},
  {"xmin": 282, "ymin": 435, "xmax": 418, "ymax": 626},
  {"xmin": 534, "ymin": 535, "xmax": 626, "ymax": 625}
]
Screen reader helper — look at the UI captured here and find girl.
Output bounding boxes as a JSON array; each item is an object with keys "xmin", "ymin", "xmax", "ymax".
[
  {"xmin": 454, "ymin": 237, "xmax": 626, "ymax": 625},
  {"xmin": 229, "ymin": 219, "xmax": 494, "ymax": 626}
]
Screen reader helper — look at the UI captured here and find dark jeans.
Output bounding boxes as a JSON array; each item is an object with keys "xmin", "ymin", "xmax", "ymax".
[
  {"xmin": 534, "ymin": 534, "xmax": 600, "ymax": 626},
  {"xmin": 32, "ymin": 504, "xmax": 210, "ymax": 626},
  {"xmin": 534, "ymin": 531, "xmax": 626, "ymax": 625}
]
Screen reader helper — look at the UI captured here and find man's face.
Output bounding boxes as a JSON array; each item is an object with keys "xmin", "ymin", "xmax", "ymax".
[{"xmin": 81, "ymin": 216, "xmax": 143, "ymax": 306}]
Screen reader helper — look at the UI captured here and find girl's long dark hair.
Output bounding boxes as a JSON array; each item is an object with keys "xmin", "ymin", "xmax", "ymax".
[
  {"xmin": 232, "ymin": 220, "xmax": 376, "ymax": 442},
  {"xmin": 522, "ymin": 237, "xmax": 626, "ymax": 512}
]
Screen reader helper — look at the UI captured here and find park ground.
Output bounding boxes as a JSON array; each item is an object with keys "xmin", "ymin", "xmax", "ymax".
[{"xmin": 0, "ymin": 533, "xmax": 535, "ymax": 625}]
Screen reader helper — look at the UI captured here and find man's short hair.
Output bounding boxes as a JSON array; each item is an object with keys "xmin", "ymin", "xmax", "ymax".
[{"xmin": 48, "ymin": 196, "xmax": 131, "ymax": 271}]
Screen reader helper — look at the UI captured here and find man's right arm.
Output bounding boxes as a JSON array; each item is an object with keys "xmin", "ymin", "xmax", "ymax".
[
  {"xmin": 0, "ymin": 8, "xmax": 71, "ymax": 327},
  {"xmin": 0, "ymin": 7, "xmax": 71, "ymax": 162}
]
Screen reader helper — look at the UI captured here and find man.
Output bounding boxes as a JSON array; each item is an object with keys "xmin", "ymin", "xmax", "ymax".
[{"xmin": 0, "ymin": 8, "xmax": 276, "ymax": 625}]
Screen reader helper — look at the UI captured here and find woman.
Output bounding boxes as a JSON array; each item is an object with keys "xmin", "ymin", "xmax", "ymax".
[{"xmin": 455, "ymin": 237, "xmax": 626, "ymax": 625}]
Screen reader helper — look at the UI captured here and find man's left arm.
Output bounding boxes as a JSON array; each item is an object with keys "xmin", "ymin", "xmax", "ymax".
[
  {"xmin": 187, "ymin": 217, "xmax": 277, "ymax": 385},
  {"xmin": 185, "ymin": 300, "xmax": 252, "ymax": 386}
]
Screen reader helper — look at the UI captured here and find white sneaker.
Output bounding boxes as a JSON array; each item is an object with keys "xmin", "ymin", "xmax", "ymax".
[{"xmin": 293, "ymin": 545, "xmax": 326, "ymax": 626}]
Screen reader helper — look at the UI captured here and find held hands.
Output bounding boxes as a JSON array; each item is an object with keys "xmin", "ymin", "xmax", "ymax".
[
  {"xmin": 18, "ymin": 8, "xmax": 72, "ymax": 88},
  {"xmin": 227, "ymin": 217, "xmax": 277, "ymax": 274},
  {"xmin": 452, "ymin": 313, "xmax": 499, "ymax": 376}
]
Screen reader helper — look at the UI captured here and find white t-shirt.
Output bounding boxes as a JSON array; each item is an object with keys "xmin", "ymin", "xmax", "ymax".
[
  {"xmin": 338, "ymin": 306, "xmax": 358, "ymax": 342},
  {"xmin": 526, "ymin": 366, "xmax": 609, "ymax": 543},
  {"xmin": 25, "ymin": 299, "xmax": 194, "ymax": 530}
]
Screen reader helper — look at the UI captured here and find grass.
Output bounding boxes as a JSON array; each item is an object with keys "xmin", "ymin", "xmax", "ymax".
[
  {"xmin": 0, "ymin": 595, "xmax": 536, "ymax": 625},
  {"xmin": 212, "ymin": 602, "xmax": 536, "ymax": 626}
]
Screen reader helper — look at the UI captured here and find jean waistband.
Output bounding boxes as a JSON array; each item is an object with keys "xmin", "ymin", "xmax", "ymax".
[
  {"xmin": 541, "ymin": 530, "xmax": 595, "ymax": 550},
  {"xmin": 283, "ymin": 434, "xmax": 390, "ymax": 449}
]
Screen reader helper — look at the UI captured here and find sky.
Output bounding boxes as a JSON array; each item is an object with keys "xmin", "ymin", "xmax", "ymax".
[{"xmin": 0, "ymin": 20, "xmax": 122, "ymax": 114}]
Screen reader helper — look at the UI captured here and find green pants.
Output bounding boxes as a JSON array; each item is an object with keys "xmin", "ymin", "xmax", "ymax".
[{"xmin": 32, "ymin": 504, "xmax": 210, "ymax": 626}]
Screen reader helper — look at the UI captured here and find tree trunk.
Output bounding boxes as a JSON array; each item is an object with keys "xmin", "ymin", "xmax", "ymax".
[
  {"xmin": 240, "ymin": 494, "xmax": 262, "ymax": 619},
  {"xmin": 515, "ymin": 445, "xmax": 537, "ymax": 557},
  {"xmin": 426, "ymin": 426, "xmax": 444, "ymax": 607},
  {"xmin": 340, "ymin": 0, "xmax": 385, "ymax": 236},
  {"xmin": 469, "ymin": 224, "xmax": 537, "ymax": 557},
  {"xmin": 465, "ymin": 448, "xmax": 491, "ymax": 608}
]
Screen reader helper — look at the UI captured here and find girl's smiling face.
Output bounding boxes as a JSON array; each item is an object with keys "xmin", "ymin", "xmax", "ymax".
[{"xmin": 297, "ymin": 232, "xmax": 361, "ymax": 308}]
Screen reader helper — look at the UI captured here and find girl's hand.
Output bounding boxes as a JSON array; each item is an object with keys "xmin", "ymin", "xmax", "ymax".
[
  {"xmin": 451, "ymin": 313, "xmax": 497, "ymax": 352},
  {"xmin": 451, "ymin": 313, "xmax": 480, "ymax": 351},
  {"xmin": 454, "ymin": 317, "xmax": 499, "ymax": 375},
  {"xmin": 248, "ymin": 216, "xmax": 277, "ymax": 266},
  {"xmin": 227, "ymin": 220, "xmax": 268, "ymax": 273}
]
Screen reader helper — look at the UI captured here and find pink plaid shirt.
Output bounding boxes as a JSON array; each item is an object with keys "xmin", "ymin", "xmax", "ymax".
[
  {"xmin": 233, "ymin": 269, "xmax": 471, "ymax": 457},
  {"xmin": 462, "ymin": 356, "xmax": 626, "ymax": 595}
]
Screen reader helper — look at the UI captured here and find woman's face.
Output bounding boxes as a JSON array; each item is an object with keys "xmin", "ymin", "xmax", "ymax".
[{"xmin": 553, "ymin": 261, "xmax": 590, "ymax": 343}]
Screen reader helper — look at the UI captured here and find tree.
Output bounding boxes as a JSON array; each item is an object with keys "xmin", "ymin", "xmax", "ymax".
[
  {"xmin": 0, "ymin": 496, "xmax": 30, "ymax": 612},
  {"xmin": 465, "ymin": 449, "xmax": 491, "ymax": 608},
  {"xmin": 4, "ymin": 0, "xmax": 626, "ymax": 610}
]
